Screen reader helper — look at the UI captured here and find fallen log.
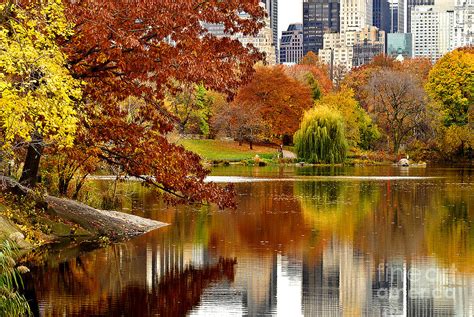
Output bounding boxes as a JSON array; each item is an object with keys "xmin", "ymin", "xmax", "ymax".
[{"xmin": 0, "ymin": 176, "xmax": 167, "ymax": 241}]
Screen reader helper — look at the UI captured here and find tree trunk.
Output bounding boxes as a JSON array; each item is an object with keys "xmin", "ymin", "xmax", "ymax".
[
  {"xmin": 249, "ymin": 141, "xmax": 253, "ymax": 150},
  {"xmin": 19, "ymin": 133, "xmax": 43, "ymax": 187},
  {"xmin": 72, "ymin": 174, "xmax": 88, "ymax": 200},
  {"xmin": 393, "ymin": 140, "xmax": 400, "ymax": 158},
  {"xmin": 0, "ymin": 176, "xmax": 166, "ymax": 241},
  {"xmin": 58, "ymin": 176, "xmax": 70, "ymax": 196}
]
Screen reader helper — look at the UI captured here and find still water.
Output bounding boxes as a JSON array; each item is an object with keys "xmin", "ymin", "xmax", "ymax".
[{"xmin": 26, "ymin": 166, "xmax": 474, "ymax": 316}]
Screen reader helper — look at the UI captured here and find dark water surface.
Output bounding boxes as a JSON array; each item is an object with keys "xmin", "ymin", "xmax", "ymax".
[{"xmin": 27, "ymin": 166, "xmax": 474, "ymax": 316}]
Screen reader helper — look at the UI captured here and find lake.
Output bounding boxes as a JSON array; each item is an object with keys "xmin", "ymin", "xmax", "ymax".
[{"xmin": 25, "ymin": 166, "xmax": 474, "ymax": 316}]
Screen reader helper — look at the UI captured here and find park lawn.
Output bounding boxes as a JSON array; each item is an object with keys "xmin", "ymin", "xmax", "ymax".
[{"xmin": 179, "ymin": 139, "xmax": 277, "ymax": 161}]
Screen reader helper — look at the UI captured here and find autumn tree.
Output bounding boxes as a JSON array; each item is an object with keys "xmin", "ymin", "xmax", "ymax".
[
  {"xmin": 166, "ymin": 82, "xmax": 213, "ymax": 136},
  {"xmin": 367, "ymin": 70, "xmax": 428, "ymax": 155},
  {"xmin": 426, "ymin": 48, "xmax": 473, "ymax": 126},
  {"xmin": 0, "ymin": 1, "xmax": 82, "ymax": 187},
  {"xmin": 315, "ymin": 90, "xmax": 380, "ymax": 149},
  {"xmin": 233, "ymin": 66, "xmax": 313, "ymax": 142},
  {"xmin": 398, "ymin": 58, "xmax": 432, "ymax": 83},
  {"xmin": 212, "ymin": 101, "xmax": 267, "ymax": 149},
  {"xmin": 299, "ymin": 51, "xmax": 320, "ymax": 66},
  {"xmin": 342, "ymin": 56, "xmax": 432, "ymax": 107},
  {"xmin": 294, "ymin": 106, "xmax": 348, "ymax": 164},
  {"xmin": 285, "ymin": 64, "xmax": 333, "ymax": 98},
  {"xmin": 10, "ymin": 0, "xmax": 268, "ymax": 207},
  {"xmin": 426, "ymin": 48, "xmax": 473, "ymax": 158}
]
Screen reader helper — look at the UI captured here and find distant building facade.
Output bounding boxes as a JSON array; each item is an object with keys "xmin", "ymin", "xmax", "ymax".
[
  {"xmin": 373, "ymin": 0, "xmax": 391, "ymax": 32},
  {"xmin": 235, "ymin": 10, "xmax": 277, "ymax": 65},
  {"xmin": 407, "ymin": 0, "xmax": 435, "ymax": 32},
  {"xmin": 261, "ymin": 0, "xmax": 279, "ymax": 62},
  {"xmin": 279, "ymin": 23, "xmax": 304, "ymax": 64},
  {"xmin": 320, "ymin": 26, "xmax": 385, "ymax": 71},
  {"xmin": 351, "ymin": 27, "xmax": 386, "ymax": 66},
  {"xmin": 411, "ymin": 5, "xmax": 454, "ymax": 61},
  {"xmin": 453, "ymin": 0, "xmax": 474, "ymax": 48},
  {"xmin": 303, "ymin": 0, "xmax": 340, "ymax": 55},
  {"xmin": 202, "ymin": 4, "xmax": 277, "ymax": 65},
  {"xmin": 319, "ymin": 0, "xmax": 384, "ymax": 73},
  {"xmin": 387, "ymin": 33, "xmax": 413, "ymax": 57}
]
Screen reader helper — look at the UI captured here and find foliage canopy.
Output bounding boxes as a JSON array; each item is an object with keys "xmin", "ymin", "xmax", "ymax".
[
  {"xmin": 294, "ymin": 106, "xmax": 348, "ymax": 164},
  {"xmin": 426, "ymin": 48, "xmax": 474, "ymax": 126},
  {"xmin": 0, "ymin": 1, "xmax": 81, "ymax": 152}
]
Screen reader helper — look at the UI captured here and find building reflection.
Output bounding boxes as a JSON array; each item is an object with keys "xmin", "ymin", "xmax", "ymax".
[
  {"xmin": 27, "ymin": 167, "xmax": 474, "ymax": 316},
  {"xmin": 300, "ymin": 241, "xmax": 474, "ymax": 316}
]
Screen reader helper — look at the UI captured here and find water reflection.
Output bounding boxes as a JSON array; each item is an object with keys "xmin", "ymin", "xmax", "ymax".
[{"xmin": 25, "ymin": 166, "xmax": 474, "ymax": 316}]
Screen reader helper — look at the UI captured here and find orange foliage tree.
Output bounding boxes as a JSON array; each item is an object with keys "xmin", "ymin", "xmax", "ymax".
[
  {"xmin": 285, "ymin": 64, "xmax": 333, "ymax": 98},
  {"xmin": 28, "ymin": 0, "xmax": 268, "ymax": 208},
  {"xmin": 299, "ymin": 51, "xmax": 320, "ymax": 66},
  {"xmin": 233, "ymin": 66, "xmax": 313, "ymax": 142}
]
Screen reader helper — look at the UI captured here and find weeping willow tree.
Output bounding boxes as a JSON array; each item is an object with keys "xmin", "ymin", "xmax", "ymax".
[{"xmin": 294, "ymin": 106, "xmax": 348, "ymax": 164}]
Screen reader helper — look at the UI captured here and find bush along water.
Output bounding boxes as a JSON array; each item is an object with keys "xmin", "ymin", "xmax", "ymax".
[
  {"xmin": 294, "ymin": 106, "xmax": 348, "ymax": 164},
  {"xmin": 0, "ymin": 240, "xmax": 31, "ymax": 317}
]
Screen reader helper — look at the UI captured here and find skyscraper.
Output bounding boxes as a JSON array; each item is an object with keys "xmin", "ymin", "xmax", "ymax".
[
  {"xmin": 261, "ymin": 0, "xmax": 279, "ymax": 62},
  {"xmin": 279, "ymin": 23, "xmax": 304, "ymax": 64},
  {"xmin": 303, "ymin": 0, "xmax": 340, "ymax": 55},
  {"xmin": 411, "ymin": 5, "xmax": 454, "ymax": 61},
  {"xmin": 340, "ymin": 0, "xmax": 373, "ymax": 33},
  {"xmin": 373, "ymin": 0, "xmax": 391, "ymax": 32},
  {"xmin": 407, "ymin": 0, "xmax": 435, "ymax": 32}
]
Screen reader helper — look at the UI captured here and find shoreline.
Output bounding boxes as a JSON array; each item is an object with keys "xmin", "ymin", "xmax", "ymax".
[{"xmin": 0, "ymin": 176, "xmax": 168, "ymax": 253}]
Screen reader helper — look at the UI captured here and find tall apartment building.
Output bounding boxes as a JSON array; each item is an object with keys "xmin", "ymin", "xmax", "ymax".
[
  {"xmin": 453, "ymin": 0, "xmax": 474, "ymax": 48},
  {"xmin": 411, "ymin": 5, "xmax": 454, "ymax": 61},
  {"xmin": 303, "ymin": 0, "xmax": 340, "ymax": 55},
  {"xmin": 279, "ymin": 23, "xmax": 304, "ymax": 64},
  {"xmin": 407, "ymin": 0, "xmax": 435, "ymax": 32},
  {"xmin": 261, "ymin": 0, "xmax": 279, "ymax": 62},
  {"xmin": 340, "ymin": 0, "xmax": 373, "ymax": 33}
]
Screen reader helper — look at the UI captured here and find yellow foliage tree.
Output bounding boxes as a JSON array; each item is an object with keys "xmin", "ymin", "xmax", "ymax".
[
  {"xmin": 315, "ymin": 89, "xmax": 380, "ymax": 149},
  {"xmin": 0, "ymin": 1, "xmax": 81, "ymax": 185},
  {"xmin": 426, "ymin": 48, "xmax": 474, "ymax": 126}
]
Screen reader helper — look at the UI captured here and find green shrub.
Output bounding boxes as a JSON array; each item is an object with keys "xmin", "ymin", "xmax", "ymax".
[
  {"xmin": 0, "ymin": 240, "xmax": 31, "ymax": 317},
  {"xmin": 294, "ymin": 106, "xmax": 348, "ymax": 164}
]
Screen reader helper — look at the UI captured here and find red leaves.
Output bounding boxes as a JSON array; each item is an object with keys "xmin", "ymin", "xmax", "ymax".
[
  {"xmin": 234, "ymin": 66, "xmax": 313, "ymax": 137},
  {"xmin": 55, "ymin": 0, "xmax": 266, "ymax": 208}
]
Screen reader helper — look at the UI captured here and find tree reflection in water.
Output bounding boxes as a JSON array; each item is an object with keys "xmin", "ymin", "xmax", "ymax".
[
  {"xmin": 26, "ymin": 251, "xmax": 236, "ymax": 316},
  {"xmin": 23, "ymin": 166, "xmax": 474, "ymax": 316}
]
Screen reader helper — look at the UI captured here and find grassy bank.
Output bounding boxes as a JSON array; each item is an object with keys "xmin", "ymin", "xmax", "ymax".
[
  {"xmin": 178, "ymin": 139, "xmax": 396, "ymax": 166},
  {"xmin": 179, "ymin": 139, "xmax": 278, "ymax": 162}
]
